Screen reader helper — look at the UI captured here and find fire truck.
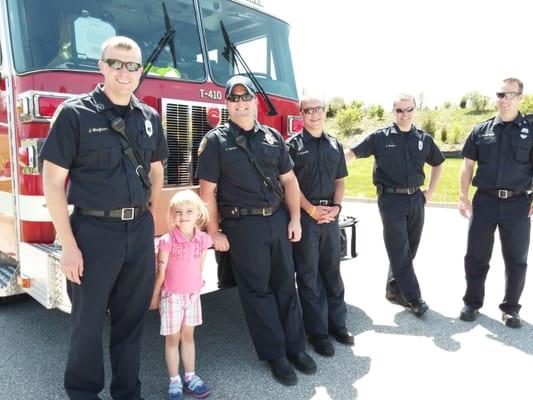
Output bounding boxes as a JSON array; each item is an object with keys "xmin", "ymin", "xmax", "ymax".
[{"xmin": 0, "ymin": 0, "xmax": 304, "ymax": 312}]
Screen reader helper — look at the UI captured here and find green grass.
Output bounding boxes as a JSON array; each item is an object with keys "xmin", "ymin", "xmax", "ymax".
[{"xmin": 345, "ymin": 157, "xmax": 474, "ymax": 203}]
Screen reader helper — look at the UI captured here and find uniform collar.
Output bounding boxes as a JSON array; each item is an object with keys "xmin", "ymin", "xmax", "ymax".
[
  {"xmin": 171, "ymin": 227, "xmax": 202, "ymax": 243},
  {"xmin": 392, "ymin": 123, "xmax": 415, "ymax": 135},
  {"xmin": 494, "ymin": 112, "xmax": 523, "ymax": 127},
  {"xmin": 91, "ymin": 83, "xmax": 146, "ymax": 116},
  {"xmin": 227, "ymin": 120, "xmax": 261, "ymax": 134},
  {"xmin": 302, "ymin": 128, "xmax": 324, "ymax": 142}
]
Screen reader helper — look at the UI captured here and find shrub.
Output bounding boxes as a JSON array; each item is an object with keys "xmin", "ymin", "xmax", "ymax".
[
  {"xmin": 520, "ymin": 94, "xmax": 533, "ymax": 114},
  {"xmin": 451, "ymin": 123, "xmax": 465, "ymax": 144},
  {"xmin": 459, "ymin": 97, "xmax": 467, "ymax": 109},
  {"xmin": 336, "ymin": 105, "xmax": 363, "ymax": 136},
  {"xmin": 441, "ymin": 127, "xmax": 448, "ymax": 143},
  {"xmin": 421, "ymin": 114, "xmax": 437, "ymax": 137},
  {"xmin": 327, "ymin": 96, "xmax": 346, "ymax": 117},
  {"xmin": 442, "ymin": 101, "xmax": 452, "ymax": 109},
  {"xmin": 367, "ymin": 104, "xmax": 384, "ymax": 120}
]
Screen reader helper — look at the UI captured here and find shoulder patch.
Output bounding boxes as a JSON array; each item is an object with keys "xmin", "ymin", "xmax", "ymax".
[{"xmin": 198, "ymin": 136, "xmax": 208, "ymax": 156}]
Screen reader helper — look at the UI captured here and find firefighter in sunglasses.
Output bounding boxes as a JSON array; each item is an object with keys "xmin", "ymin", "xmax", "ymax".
[
  {"xmin": 41, "ymin": 36, "xmax": 168, "ymax": 400},
  {"xmin": 458, "ymin": 78, "xmax": 533, "ymax": 329},
  {"xmin": 345, "ymin": 94, "xmax": 444, "ymax": 317}
]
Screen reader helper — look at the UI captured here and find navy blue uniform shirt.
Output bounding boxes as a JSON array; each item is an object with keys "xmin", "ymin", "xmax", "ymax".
[
  {"xmin": 351, "ymin": 124, "xmax": 445, "ymax": 188},
  {"xmin": 461, "ymin": 113, "xmax": 533, "ymax": 191},
  {"xmin": 195, "ymin": 121, "xmax": 293, "ymax": 208},
  {"xmin": 40, "ymin": 84, "xmax": 169, "ymax": 209},
  {"xmin": 286, "ymin": 128, "xmax": 348, "ymax": 201}
]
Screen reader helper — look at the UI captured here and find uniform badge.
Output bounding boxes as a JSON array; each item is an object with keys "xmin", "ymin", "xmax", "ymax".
[
  {"xmin": 265, "ymin": 131, "xmax": 275, "ymax": 145},
  {"xmin": 198, "ymin": 137, "xmax": 208, "ymax": 155},
  {"xmin": 145, "ymin": 120, "xmax": 153, "ymax": 137},
  {"xmin": 521, "ymin": 127, "xmax": 529, "ymax": 134},
  {"xmin": 418, "ymin": 140, "xmax": 423, "ymax": 151},
  {"xmin": 521, "ymin": 134, "xmax": 528, "ymax": 139}
]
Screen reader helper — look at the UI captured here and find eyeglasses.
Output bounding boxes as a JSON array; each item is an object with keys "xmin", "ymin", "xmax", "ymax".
[
  {"xmin": 395, "ymin": 107, "xmax": 415, "ymax": 114},
  {"xmin": 302, "ymin": 105, "xmax": 326, "ymax": 115},
  {"xmin": 496, "ymin": 92, "xmax": 520, "ymax": 100},
  {"xmin": 227, "ymin": 93, "xmax": 255, "ymax": 102},
  {"xmin": 104, "ymin": 58, "xmax": 142, "ymax": 72}
]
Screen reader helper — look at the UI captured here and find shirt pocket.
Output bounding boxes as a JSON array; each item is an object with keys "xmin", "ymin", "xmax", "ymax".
[
  {"xmin": 514, "ymin": 135, "xmax": 532, "ymax": 163},
  {"xmin": 260, "ymin": 144, "xmax": 281, "ymax": 168},
  {"xmin": 79, "ymin": 132, "xmax": 122, "ymax": 170},
  {"xmin": 140, "ymin": 134, "xmax": 157, "ymax": 166}
]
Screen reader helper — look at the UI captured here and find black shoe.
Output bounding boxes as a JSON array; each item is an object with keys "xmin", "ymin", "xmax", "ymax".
[
  {"xmin": 502, "ymin": 311, "xmax": 522, "ymax": 328},
  {"xmin": 408, "ymin": 299, "xmax": 428, "ymax": 317},
  {"xmin": 267, "ymin": 356, "xmax": 297, "ymax": 386},
  {"xmin": 459, "ymin": 305, "xmax": 479, "ymax": 322},
  {"xmin": 385, "ymin": 290, "xmax": 409, "ymax": 307},
  {"xmin": 309, "ymin": 335, "xmax": 335, "ymax": 357},
  {"xmin": 329, "ymin": 327, "xmax": 355, "ymax": 345},
  {"xmin": 287, "ymin": 351, "xmax": 317, "ymax": 374}
]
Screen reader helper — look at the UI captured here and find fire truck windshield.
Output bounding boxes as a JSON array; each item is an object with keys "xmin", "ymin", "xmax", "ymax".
[{"xmin": 6, "ymin": 0, "xmax": 297, "ymax": 99}]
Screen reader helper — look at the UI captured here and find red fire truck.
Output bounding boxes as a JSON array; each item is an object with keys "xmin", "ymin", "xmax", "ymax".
[{"xmin": 0, "ymin": 0, "xmax": 304, "ymax": 311}]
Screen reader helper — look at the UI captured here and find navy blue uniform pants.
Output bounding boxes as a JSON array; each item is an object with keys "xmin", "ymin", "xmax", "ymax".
[
  {"xmin": 378, "ymin": 191, "xmax": 425, "ymax": 303},
  {"xmin": 293, "ymin": 213, "xmax": 346, "ymax": 335},
  {"xmin": 65, "ymin": 212, "xmax": 155, "ymax": 400},
  {"xmin": 221, "ymin": 208, "xmax": 305, "ymax": 361},
  {"xmin": 463, "ymin": 191, "xmax": 530, "ymax": 313}
]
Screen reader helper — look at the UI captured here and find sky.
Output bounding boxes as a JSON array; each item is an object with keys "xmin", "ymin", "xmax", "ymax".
[{"xmin": 267, "ymin": 0, "xmax": 533, "ymax": 108}]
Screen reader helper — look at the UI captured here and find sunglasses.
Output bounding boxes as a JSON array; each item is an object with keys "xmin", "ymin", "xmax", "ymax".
[
  {"xmin": 227, "ymin": 93, "xmax": 255, "ymax": 102},
  {"xmin": 496, "ymin": 92, "xmax": 520, "ymax": 100},
  {"xmin": 395, "ymin": 107, "xmax": 415, "ymax": 114},
  {"xmin": 104, "ymin": 58, "xmax": 142, "ymax": 72},
  {"xmin": 302, "ymin": 105, "xmax": 326, "ymax": 115}
]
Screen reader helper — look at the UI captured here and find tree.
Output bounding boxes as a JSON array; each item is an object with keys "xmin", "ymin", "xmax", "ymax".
[
  {"xmin": 417, "ymin": 92, "xmax": 425, "ymax": 110},
  {"xmin": 459, "ymin": 97, "xmax": 467, "ymax": 109},
  {"xmin": 465, "ymin": 91, "xmax": 490, "ymax": 113},
  {"xmin": 327, "ymin": 96, "xmax": 346, "ymax": 117}
]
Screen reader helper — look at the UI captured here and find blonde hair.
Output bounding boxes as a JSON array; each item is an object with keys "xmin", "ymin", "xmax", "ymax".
[
  {"xmin": 392, "ymin": 93, "xmax": 416, "ymax": 110},
  {"xmin": 167, "ymin": 190, "xmax": 209, "ymax": 230},
  {"xmin": 100, "ymin": 36, "xmax": 142, "ymax": 61}
]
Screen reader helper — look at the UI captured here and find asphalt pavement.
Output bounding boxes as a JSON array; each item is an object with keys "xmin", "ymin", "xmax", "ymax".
[{"xmin": 1, "ymin": 200, "xmax": 533, "ymax": 400}]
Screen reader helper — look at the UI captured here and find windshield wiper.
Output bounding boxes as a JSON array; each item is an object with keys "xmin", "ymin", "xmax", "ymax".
[
  {"xmin": 220, "ymin": 21, "xmax": 277, "ymax": 116},
  {"xmin": 138, "ymin": 2, "xmax": 176, "ymax": 88}
]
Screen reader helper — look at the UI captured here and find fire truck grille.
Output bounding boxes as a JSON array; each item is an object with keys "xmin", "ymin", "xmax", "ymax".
[{"xmin": 164, "ymin": 101, "xmax": 228, "ymax": 186}]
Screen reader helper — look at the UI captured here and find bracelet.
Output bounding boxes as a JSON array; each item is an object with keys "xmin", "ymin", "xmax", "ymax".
[
  {"xmin": 333, "ymin": 203, "xmax": 342, "ymax": 213},
  {"xmin": 308, "ymin": 205, "xmax": 316, "ymax": 217}
]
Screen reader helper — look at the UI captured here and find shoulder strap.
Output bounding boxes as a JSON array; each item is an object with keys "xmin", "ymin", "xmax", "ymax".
[
  {"xmin": 220, "ymin": 127, "xmax": 284, "ymax": 203},
  {"xmin": 103, "ymin": 109, "xmax": 151, "ymax": 190}
]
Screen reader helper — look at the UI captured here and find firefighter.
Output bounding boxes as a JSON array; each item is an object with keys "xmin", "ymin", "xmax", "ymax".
[
  {"xmin": 196, "ymin": 75, "xmax": 316, "ymax": 386},
  {"xmin": 286, "ymin": 92, "xmax": 353, "ymax": 357},
  {"xmin": 459, "ymin": 77, "xmax": 533, "ymax": 328},
  {"xmin": 345, "ymin": 94, "xmax": 444, "ymax": 317},
  {"xmin": 40, "ymin": 36, "xmax": 168, "ymax": 400}
]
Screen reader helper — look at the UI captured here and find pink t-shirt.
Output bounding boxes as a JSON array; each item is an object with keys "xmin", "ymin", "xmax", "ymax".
[{"xmin": 158, "ymin": 227, "xmax": 213, "ymax": 294}]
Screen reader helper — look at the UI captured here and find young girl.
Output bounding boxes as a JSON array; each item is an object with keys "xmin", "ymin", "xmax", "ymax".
[{"xmin": 151, "ymin": 190, "xmax": 213, "ymax": 400}]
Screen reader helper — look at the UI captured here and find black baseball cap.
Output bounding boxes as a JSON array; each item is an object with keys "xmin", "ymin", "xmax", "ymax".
[{"xmin": 225, "ymin": 75, "xmax": 256, "ymax": 99}]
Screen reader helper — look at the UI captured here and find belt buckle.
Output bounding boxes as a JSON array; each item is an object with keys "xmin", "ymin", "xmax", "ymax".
[
  {"xmin": 407, "ymin": 188, "xmax": 416, "ymax": 195},
  {"xmin": 121, "ymin": 207, "xmax": 135, "ymax": 220},
  {"xmin": 262, "ymin": 208, "xmax": 273, "ymax": 216},
  {"xmin": 498, "ymin": 189, "xmax": 509, "ymax": 199},
  {"xmin": 319, "ymin": 200, "xmax": 329, "ymax": 206}
]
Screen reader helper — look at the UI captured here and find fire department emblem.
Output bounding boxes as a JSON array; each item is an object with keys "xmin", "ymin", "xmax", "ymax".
[
  {"xmin": 145, "ymin": 120, "xmax": 153, "ymax": 137},
  {"xmin": 265, "ymin": 131, "xmax": 275, "ymax": 145},
  {"xmin": 206, "ymin": 107, "xmax": 221, "ymax": 128},
  {"xmin": 198, "ymin": 137, "xmax": 208, "ymax": 155}
]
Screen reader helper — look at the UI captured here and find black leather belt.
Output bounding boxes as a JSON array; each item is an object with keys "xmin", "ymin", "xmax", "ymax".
[
  {"xmin": 379, "ymin": 186, "xmax": 419, "ymax": 195},
  {"xmin": 480, "ymin": 189, "xmax": 523, "ymax": 199},
  {"xmin": 219, "ymin": 204, "xmax": 280, "ymax": 219},
  {"xmin": 75, "ymin": 205, "xmax": 148, "ymax": 220},
  {"xmin": 310, "ymin": 199, "xmax": 333, "ymax": 206}
]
